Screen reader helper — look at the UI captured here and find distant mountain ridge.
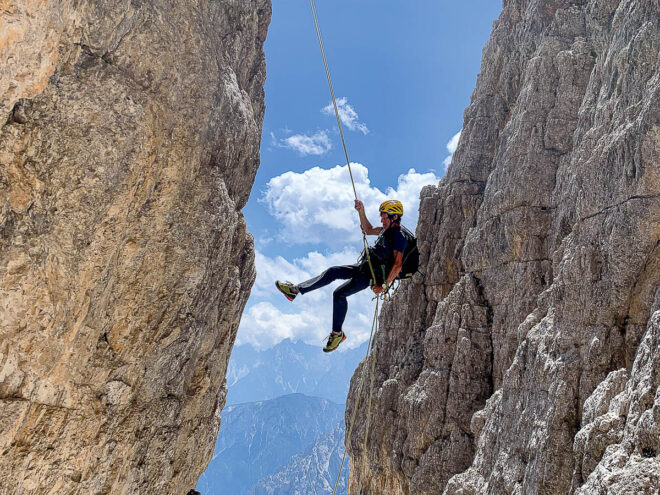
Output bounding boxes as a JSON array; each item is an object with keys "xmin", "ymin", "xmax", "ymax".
[
  {"xmin": 249, "ymin": 423, "xmax": 348, "ymax": 495},
  {"xmin": 197, "ymin": 394, "xmax": 347, "ymax": 495},
  {"xmin": 226, "ymin": 339, "xmax": 368, "ymax": 405},
  {"xmin": 198, "ymin": 339, "xmax": 365, "ymax": 493}
]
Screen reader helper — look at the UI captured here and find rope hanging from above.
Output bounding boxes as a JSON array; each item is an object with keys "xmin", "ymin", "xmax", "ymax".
[
  {"xmin": 307, "ymin": 2, "xmax": 393, "ymax": 494},
  {"xmin": 307, "ymin": 0, "xmax": 378, "ymax": 287}
]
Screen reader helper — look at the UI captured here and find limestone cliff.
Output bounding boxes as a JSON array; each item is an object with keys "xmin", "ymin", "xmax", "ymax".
[
  {"xmin": 0, "ymin": 1, "xmax": 270, "ymax": 493},
  {"xmin": 346, "ymin": 0, "xmax": 659, "ymax": 494}
]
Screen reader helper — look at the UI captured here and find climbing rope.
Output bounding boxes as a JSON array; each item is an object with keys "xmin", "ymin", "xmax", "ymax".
[
  {"xmin": 331, "ymin": 297, "xmax": 379, "ymax": 495},
  {"xmin": 308, "ymin": 0, "xmax": 378, "ymax": 286},
  {"xmin": 308, "ymin": 2, "xmax": 390, "ymax": 493}
]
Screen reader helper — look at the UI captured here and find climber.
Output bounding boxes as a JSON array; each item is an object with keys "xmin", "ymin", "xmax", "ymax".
[{"xmin": 276, "ymin": 199, "xmax": 412, "ymax": 352}]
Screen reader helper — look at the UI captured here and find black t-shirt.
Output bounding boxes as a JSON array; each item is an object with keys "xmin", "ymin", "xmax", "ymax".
[
  {"xmin": 371, "ymin": 226, "xmax": 408, "ymax": 264},
  {"xmin": 391, "ymin": 228, "xmax": 408, "ymax": 254},
  {"xmin": 359, "ymin": 225, "xmax": 417, "ymax": 283}
]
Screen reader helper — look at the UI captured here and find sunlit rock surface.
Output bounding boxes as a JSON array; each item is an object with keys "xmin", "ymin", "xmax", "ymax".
[
  {"xmin": 0, "ymin": 1, "xmax": 270, "ymax": 492},
  {"xmin": 346, "ymin": 0, "xmax": 659, "ymax": 493}
]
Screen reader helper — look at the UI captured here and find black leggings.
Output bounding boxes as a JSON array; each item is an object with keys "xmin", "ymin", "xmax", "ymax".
[{"xmin": 297, "ymin": 264, "xmax": 371, "ymax": 333}]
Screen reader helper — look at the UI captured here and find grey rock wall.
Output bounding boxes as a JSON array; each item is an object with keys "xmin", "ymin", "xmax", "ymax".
[
  {"xmin": 346, "ymin": 0, "xmax": 659, "ymax": 493},
  {"xmin": 0, "ymin": 1, "xmax": 270, "ymax": 493}
]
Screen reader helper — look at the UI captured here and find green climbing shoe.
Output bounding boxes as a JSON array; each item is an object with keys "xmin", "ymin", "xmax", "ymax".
[
  {"xmin": 323, "ymin": 331, "xmax": 346, "ymax": 353},
  {"xmin": 276, "ymin": 280, "xmax": 298, "ymax": 301}
]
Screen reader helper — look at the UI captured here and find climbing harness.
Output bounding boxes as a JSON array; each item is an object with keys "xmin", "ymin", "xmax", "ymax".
[{"xmin": 308, "ymin": 1, "xmax": 389, "ymax": 493}]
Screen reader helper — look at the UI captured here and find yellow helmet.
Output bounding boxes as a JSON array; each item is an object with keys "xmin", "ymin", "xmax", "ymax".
[{"xmin": 379, "ymin": 200, "xmax": 403, "ymax": 216}]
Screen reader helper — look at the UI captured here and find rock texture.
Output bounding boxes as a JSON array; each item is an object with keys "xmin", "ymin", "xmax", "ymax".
[
  {"xmin": 0, "ymin": 1, "xmax": 269, "ymax": 493},
  {"xmin": 346, "ymin": 0, "xmax": 659, "ymax": 494}
]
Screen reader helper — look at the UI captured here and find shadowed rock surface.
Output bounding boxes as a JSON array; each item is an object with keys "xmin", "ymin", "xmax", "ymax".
[
  {"xmin": 346, "ymin": 0, "xmax": 659, "ymax": 493},
  {"xmin": 0, "ymin": 1, "xmax": 270, "ymax": 493}
]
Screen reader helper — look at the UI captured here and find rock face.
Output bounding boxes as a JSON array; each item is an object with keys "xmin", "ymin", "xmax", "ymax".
[
  {"xmin": 0, "ymin": 1, "xmax": 269, "ymax": 493},
  {"xmin": 346, "ymin": 0, "xmax": 659, "ymax": 494}
]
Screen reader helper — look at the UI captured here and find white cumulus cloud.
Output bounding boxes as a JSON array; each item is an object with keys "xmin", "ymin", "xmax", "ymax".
[
  {"xmin": 250, "ymin": 247, "xmax": 361, "ymax": 301},
  {"xmin": 443, "ymin": 130, "xmax": 462, "ymax": 170},
  {"xmin": 236, "ymin": 248, "xmax": 375, "ymax": 349},
  {"xmin": 322, "ymin": 97, "xmax": 369, "ymax": 135},
  {"xmin": 271, "ymin": 130, "xmax": 332, "ymax": 156},
  {"xmin": 261, "ymin": 163, "xmax": 440, "ymax": 245},
  {"xmin": 447, "ymin": 131, "xmax": 461, "ymax": 153},
  {"xmin": 240, "ymin": 163, "xmax": 439, "ymax": 350}
]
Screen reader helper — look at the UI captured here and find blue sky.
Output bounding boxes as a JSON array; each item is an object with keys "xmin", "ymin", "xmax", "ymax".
[{"xmin": 237, "ymin": 1, "xmax": 503, "ymax": 349}]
